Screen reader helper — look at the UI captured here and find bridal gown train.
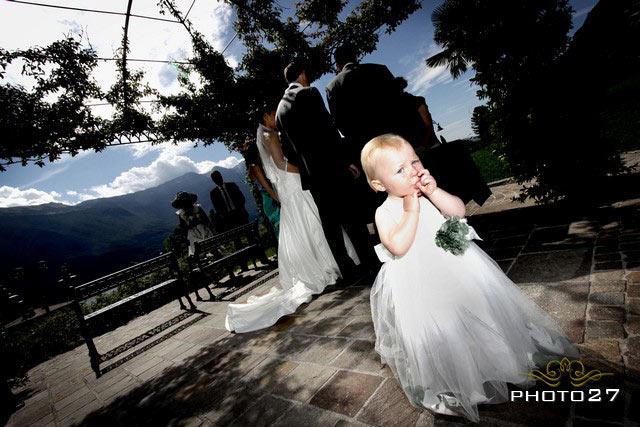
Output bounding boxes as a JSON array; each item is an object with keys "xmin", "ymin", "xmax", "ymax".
[
  {"xmin": 225, "ymin": 124, "xmax": 359, "ymax": 333},
  {"xmin": 371, "ymin": 196, "xmax": 580, "ymax": 422}
]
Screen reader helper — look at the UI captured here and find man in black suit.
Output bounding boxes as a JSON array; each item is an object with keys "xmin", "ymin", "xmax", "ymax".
[
  {"xmin": 210, "ymin": 170, "xmax": 249, "ymax": 230},
  {"xmin": 276, "ymin": 60, "xmax": 373, "ymax": 277},
  {"xmin": 326, "ymin": 45, "xmax": 434, "ymax": 162},
  {"xmin": 326, "ymin": 44, "xmax": 490, "ymax": 209},
  {"xmin": 325, "ymin": 46, "xmax": 429, "ymax": 226},
  {"xmin": 210, "ymin": 170, "xmax": 250, "ymax": 271}
]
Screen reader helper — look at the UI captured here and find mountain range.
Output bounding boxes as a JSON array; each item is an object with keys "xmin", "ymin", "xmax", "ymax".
[{"xmin": 0, "ymin": 163, "xmax": 258, "ymax": 285}]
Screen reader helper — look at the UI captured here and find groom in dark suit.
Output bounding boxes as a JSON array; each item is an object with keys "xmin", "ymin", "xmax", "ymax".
[
  {"xmin": 326, "ymin": 46, "xmax": 432, "ymax": 161},
  {"xmin": 326, "ymin": 44, "xmax": 490, "ymax": 209},
  {"xmin": 276, "ymin": 60, "xmax": 373, "ymax": 277},
  {"xmin": 325, "ymin": 45, "xmax": 428, "ymax": 227}
]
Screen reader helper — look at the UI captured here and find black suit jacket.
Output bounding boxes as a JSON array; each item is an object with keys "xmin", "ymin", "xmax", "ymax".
[
  {"xmin": 326, "ymin": 62, "xmax": 426, "ymax": 164},
  {"xmin": 276, "ymin": 82, "xmax": 349, "ymax": 190},
  {"xmin": 210, "ymin": 182, "xmax": 248, "ymax": 221},
  {"xmin": 327, "ymin": 63, "xmax": 491, "ymax": 206}
]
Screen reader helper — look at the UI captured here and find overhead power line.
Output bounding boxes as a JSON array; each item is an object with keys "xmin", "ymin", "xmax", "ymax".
[
  {"xmin": 97, "ymin": 57, "xmax": 191, "ymax": 65},
  {"xmin": 6, "ymin": 0, "xmax": 182, "ymax": 24},
  {"xmin": 221, "ymin": 33, "xmax": 238, "ymax": 55},
  {"xmin": 184, "ymin": 0, "xmax": 196, "ymax": 21},
  {"xmin": 86, "ymin": 100, "xmax": 159, "ymax": 107}
]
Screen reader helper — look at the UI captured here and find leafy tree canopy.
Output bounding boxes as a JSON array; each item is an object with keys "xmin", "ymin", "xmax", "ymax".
[
  {"xmin": 0, "ymin": 36, "xmax": 105, "ymax": 170},
  {"xmin": 429, "ymin": 0, "xmax": 628, "ymax": 203},
  {"xmin": 0, "ymin": 32, "xmax": 157, "ymax": 171},
  {"xmin": 157, "ymin": 0, "xmax": 421, "ymax": 151},
  {"xmin": 1, "ymin": 0, "xmax": 421, "ymax": 169}
]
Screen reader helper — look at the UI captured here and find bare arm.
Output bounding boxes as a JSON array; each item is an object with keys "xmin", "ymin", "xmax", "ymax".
[
  {"xmin": 418, "ymin": 170, "xmax": 466, "ymax": 217},
  {"xmin": 417, "ymin": 103, "xmax": 437, "ymax": 148},
  {"xmin": 375, "ymin": 193, "xmax": 420, "ymax": 257},
  {"xmin": 251, "ymin": 164, "xmax": 279, "ymax": 202},
  {"xmin": 264, "ymin": 129, "xmax": 299, "ymax": 173},
  {"xmin": 418, "ymin": 103, "xmax": 432, "ymax": 129},
  {"xmin": 428, "ymin": 188, "xmax": 466, "ymax": 217}
]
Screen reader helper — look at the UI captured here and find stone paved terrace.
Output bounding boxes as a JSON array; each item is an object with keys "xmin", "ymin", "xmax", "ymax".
[{"xmin": 6, "ymin": 151, "xmax": 640, "ymax": 426}]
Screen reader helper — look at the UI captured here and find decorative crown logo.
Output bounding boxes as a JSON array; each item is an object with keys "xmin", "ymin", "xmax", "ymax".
[{"xmin": 520, "ymin": 357, "xmax": 613, "ymax": 387}]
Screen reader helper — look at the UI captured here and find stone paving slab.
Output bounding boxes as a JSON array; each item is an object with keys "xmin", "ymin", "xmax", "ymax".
[
  {"xmin": 6, "ymin": 165, "xmax": 640, "ymax": 426},
  {"xmin": 356, "ymin": 379, "xmax": 422, "ymax": 426},
  {"xmin": 310, "ymin": 370, "xmax": 384, "ymax": 417},
  {"xmin": 272, "ymin": 402, "xmax": 345, "ymax": 427},
  {"xmin": 509, "ymin": 249, "xmax": 592, "ymax": 283},
  {"xmin": 271, "ymin": 362, "xmax": 338, "ymax": 403}
]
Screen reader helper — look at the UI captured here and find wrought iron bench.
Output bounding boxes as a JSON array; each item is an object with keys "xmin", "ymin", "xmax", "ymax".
[
  {"xmin": 189, "ymin": 221, "xmax": 268, "ymax": 299},
  {"xmin": 68, "ymin": 251, "xmax": 194, "ymax": 377}
]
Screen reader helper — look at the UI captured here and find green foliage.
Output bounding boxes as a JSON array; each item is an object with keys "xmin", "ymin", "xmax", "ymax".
[
  {"xmin": 600, "ymin": 74, "xmax": 640, "ymax": 152},
  {"xmin": 2, "ymin": 1, "xmax": 422, "ymax": 168},
  {"xmin": 2, "ymin": 307, "xmax": 83, "ymax": 379},
  {"xmin": 295, "ymin": 0, "xmax": 348, "ymax": 27},
  {"xmin": 471, "ymin": 144, "xmax": 512, "ymax": 183},
  {"xmin": 430, "ymin": 0, "xmax": 573, "ymax": 105},
  {"xmin": 2, "ymin": 266, "xmax": 180, "ymax": 379},
  {"xmin": 104, "ymin": 33, "xmax": 157, "ymax": 140},
  {"xmin": 156, "ymin": 0, "xmax": 422, "ymax": 152},
  {"xmin": 435, "ymin": 216, "xmax": 470, "ymax": 256},
  {"xmin": 470, "ymin": 105, "xmax": 493, "ymax": 149},
  {"xmin": 0, "ymin": 35, "xmax": 106, "ymax": 170},
  {"xmin": 258, "ymin": 221, "xmax": 277, "ymax": 258},
  {"xmin": 0, "ymin": 32, "xmax": 162, "ymax": 170},
  {"xmin": 156, "ymin": 2, "xmax": 244, "ymax": 149},
  {"xmin": 428, "ymin": 0, "xmax": 630, "ymax": 204}
]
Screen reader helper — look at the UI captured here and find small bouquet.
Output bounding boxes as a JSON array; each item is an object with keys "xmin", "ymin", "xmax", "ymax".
[{"xmin": 435, "ymin": 216, "xmax": 481, "ymax": 255}]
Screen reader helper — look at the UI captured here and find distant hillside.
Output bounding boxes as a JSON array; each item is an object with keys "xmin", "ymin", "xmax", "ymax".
[{"xmin": 0, "ymin": 163, "xmax": 258, "ymax": 286}]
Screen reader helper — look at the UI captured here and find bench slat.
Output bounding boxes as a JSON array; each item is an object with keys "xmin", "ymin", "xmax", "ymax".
[
  {"xmin": 76, "ymin": 252, "xmax": 173, "ymax": 300},
  {"xmin": 84, "ymin": 278, "xmax": 177, "ymax": 321},
  {"xmin": 193, "ymin": 221, "xmax": 259, "ymax": 258},
  {"xmin": 198, "ymin": 245, "xmax": 257, "ymax": 273}
]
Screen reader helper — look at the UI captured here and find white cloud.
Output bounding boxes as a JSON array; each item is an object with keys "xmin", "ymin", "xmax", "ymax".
[
  {"xmin": 127, "ymin": 140, "xmax": 195, "ymax": 159},
  {"xmin": 21, "ymin": 165, "xmax": 70, "ymax": 188},
  {"xmin": 77, "ymin": 152, "xmax": 243, "ymax": 200},
  {"xmin": 209, "ymin": 3, "xmax": 234, "ymax": 50},
  {"xmin": 159, "ymin": 64, "xmax": 179, "ymax": 87},
  {"xmin": 573, "ymin": 7, "xmax": 593, "ymax": 18},
  {"xmin": 58, "ymin": 19, "xmax": 83, "ymax": 36},
  {"xmin": 403, "ymin": 42, "xmax": 453, "ymax": 94},
  {"xmin": 408, "ymin": 64, "xmax": 452, "ymax": 94},
  {"xmin": 20, "ymin": 150, "xmax": 93, "ymax": 188},
  {"xmin": 57, "ymin": 150, "xmax": 92, "ymax": 164},
  {"xmin": 440, "ymin": 117, "xmax": 473, "ymax": 141},
  {"xmin": 76, "ymin": 192, "xmax": 99, "ymax": 203},
  {"xmin": 211, "ymin": 155, "xmax": 242, "ymax": 169},
  {"xmin": 201, "ymin": 1, "xmax": 238, "ymax": 67},
  {"xmin": 0, "ymin": 0, "xmax": 239, "ymax": 121},
  {"xmin": 0, "ymin": 186, "xmax": 69, "ymax": 208},
  {"xmin": 452, "ymin": 77, "xmax": 472, "ymax": 88},
  {"xmin": 444, "ymin": 104, "xmax": 463, "ymax": 114}
]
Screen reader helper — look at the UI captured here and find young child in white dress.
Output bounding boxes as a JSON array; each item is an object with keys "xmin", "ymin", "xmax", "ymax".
[{"xmin": 360, "ymin": 134, "xmax": 580, "ymax": 422}]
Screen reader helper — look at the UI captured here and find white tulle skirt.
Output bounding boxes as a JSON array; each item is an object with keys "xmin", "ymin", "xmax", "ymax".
[{"xmin": 370, "ymin": 197, "xmax": 579, "ymax": 422}]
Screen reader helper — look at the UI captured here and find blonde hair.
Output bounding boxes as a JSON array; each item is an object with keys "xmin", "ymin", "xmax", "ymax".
[{"xmin": 360, "ymin": 134, "xmax": 409, "ymax": 190}]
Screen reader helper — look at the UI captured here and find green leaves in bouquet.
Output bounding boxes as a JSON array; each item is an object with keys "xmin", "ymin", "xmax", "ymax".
[{"xmin": 435, "ymin": 216, "xmax": 469, "ymax": 256}]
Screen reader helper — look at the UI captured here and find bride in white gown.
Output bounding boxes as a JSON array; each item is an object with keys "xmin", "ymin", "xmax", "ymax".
[{"xmin": 225, "ymin": 108, "xmax": 359, "ymax": 333}]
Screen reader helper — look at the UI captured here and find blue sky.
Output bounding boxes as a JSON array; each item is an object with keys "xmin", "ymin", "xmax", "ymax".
[{"xmin": 0, "ymin": 0, "xmax": 597, "ymax": 207}]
